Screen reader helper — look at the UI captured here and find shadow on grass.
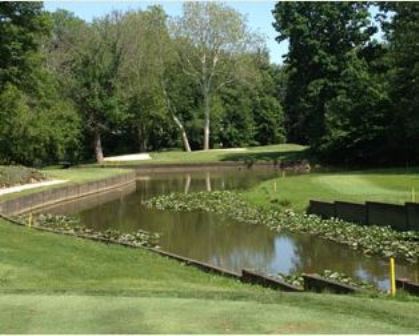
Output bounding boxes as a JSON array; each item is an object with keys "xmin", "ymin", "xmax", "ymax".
[{"xmin": 220, "ymin": 149, "xmax": 312, "ymax": 164}]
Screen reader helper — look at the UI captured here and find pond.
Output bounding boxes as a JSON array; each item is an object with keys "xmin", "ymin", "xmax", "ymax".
[{"xmin": 42, "ymin": 169, "xmax": 419, "ymax": 290}]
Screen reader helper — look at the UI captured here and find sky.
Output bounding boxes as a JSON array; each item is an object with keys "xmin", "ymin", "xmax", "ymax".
[{"xmin": 44, "ymin": 1, "xmax": 289, "ymax": 64}]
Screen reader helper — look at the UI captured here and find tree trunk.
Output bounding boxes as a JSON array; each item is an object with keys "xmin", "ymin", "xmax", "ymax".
[
  {"xmin": 163, "ymin": 85, "xmax": 192, "ymax": 153},
  {"xmin": 173, "ymin": 115, "xmax": 192, "ymax": 152},
  {"xmin": 203, "ymin": 90, "xmax": 210, "ymax": 150},
  {"xmin": 94, "ymin": 129, "xmax": 104, "ymax": 163},
  {"xmin": 138, "ymin": 126, "xmax": 147, "ymax": 153}
]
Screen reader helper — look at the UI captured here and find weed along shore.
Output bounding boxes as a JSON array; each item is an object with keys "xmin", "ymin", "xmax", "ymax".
[{"xmin": 144, "ymin": 191, "xmax": 419, "ymax": 264}]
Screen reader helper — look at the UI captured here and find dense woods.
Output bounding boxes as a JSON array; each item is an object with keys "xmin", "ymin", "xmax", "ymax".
[
  {"xmin": 273, "ymin": 1, "xmax": 419, "ymax": 165},
  {"xmin": 0, "ymin": 2, "xmax": 418, "ymax": 166}
]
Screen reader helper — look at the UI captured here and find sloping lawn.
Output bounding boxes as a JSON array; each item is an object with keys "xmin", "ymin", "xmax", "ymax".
[
  {"xmin": 1, "ymin": 219, "xmax": 418, "ymax": 333},
  {"xmin": 244, "ymin": 168, "xmax": 419, "ymax": 212}
]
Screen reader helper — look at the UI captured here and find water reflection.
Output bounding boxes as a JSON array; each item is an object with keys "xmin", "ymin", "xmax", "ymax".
[{"xmin": 43, "ymin": 169, "xmax": 419, "ymax": 290}]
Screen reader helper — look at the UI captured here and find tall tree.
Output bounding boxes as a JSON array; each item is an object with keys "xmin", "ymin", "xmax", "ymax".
[
  {"xmin": 272, "ymin": 2, "xmax": 376, "ymax": 146},
  {"xmin": 0, "ymin": 2, "xmax": 50, "ymax": 90},
  {"xmin": 173, "ymin": 2, "xmax": 261, "ymax": 150},
  {"xmin": 252, "ymin": 53, "xmax": 285, "ymax": 145},
  {"xmin": 70, "ymin": 12, "xmax": 125, "ymax": 162},
  {"xmin": 0, "ymin": 3, "xmax": 81, "ymax": 166},
  {"xmin": 379, "ymin": 2, "xmax": 419, "ymax": 164},
  {"xmin": 119, "ymin": 6, "xmax": 192, "ymax": 152}
]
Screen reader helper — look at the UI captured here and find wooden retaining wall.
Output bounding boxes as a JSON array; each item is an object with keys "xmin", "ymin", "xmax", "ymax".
[
  {"xmin": 308, "ymin": 200, "xmax": 419, "ymax": 231},
  {"xmin": 302, "ymin": 273, "xmax": 360, "ymax": 294},
  {"xmin": 396, "ymin": 278, "xmax": 419, "ymax": 296},
  {"xmin": 0, "ymin": 171, "xmax": 136, "ymax": 216}
]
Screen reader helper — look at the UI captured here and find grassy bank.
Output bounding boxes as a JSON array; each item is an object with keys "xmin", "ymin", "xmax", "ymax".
[
  {"xmin": 0, "ymin": 167, "xmax": 130, "ymax": 201},
  {"xmin": 44, "ymin": 167, "xmax": 129, "ymax": 183},
  {"xmin": 0, "ymin": 165, "xmax": 46, "ymax": 188},
  {"xmin": 244, "ymin": 168, "xmax": 419, "ymax": 212},
  {"xmin": 1, "ymin": 218, "xmax": 419, "ymax": 333},
  {"xmin": 97, "ymin": 144, "xmax": 308, "ymax": 166}
]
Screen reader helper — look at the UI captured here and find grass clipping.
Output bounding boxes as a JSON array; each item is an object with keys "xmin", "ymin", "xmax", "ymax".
[{"xmin": 143, "ymin": 191, "xmax": 419, "ymax": 264}]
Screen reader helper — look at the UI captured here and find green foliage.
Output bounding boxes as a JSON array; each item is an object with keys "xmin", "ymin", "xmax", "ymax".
[
  {"xmin": 0, "ymin": 83, "xmax": 81, "ymax": 166},
  {"xmin": 318, "ymin": 54, "xmax": 389, "ymax": 163},
  {"xmin": 273, "ymin": 2, "xmax": 376, "ymax": 146},
  {"xmin": 273, "ymin": 2, "xmax": 419, "ymax": 165},
  {"xmin": 0, "ymin": 3, "xmax": 81, "ymax": 166},
  {"xmin": 379, "ymin": 3, "xmax": 419, "ymax": 164},
  {"xmin": 5, "ymin": 2, "xmax": 418, "ymax": 166},
  {"xmin": 0, "ymin": 2, "xmax": 50, "ymax": 90},
  {"xmin": 144, "ymin": 191, "xmax": 419, "ymax": 263},
  {"xmin": 1, "ymin": 3, "xmax": 286, "ymax": 163}
]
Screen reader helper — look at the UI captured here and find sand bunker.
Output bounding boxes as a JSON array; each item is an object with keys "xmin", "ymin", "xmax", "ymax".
[{"xmin": 103, "ymin": 153, "xmax": 151, "ymax": 162}]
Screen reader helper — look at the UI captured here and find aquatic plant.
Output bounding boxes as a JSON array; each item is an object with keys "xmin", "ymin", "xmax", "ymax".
[
  {"xmin": 277, "ymin": 270, "xmax": 378, "ymax": 292},
  {"xmin": 143, "ymin": 191, "xmax": 419, "ymax": 263},
  {"xmin": 16, "ymin": 213, "xmax": 160, "ymax": 248}
]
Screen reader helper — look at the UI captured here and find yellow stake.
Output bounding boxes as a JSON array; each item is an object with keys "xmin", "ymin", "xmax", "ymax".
[
  {"xmin": 28, "ymin": 213, "xmax": 32, "ymax": 228},
  {"xmin": 273, "ymin": 181, "xmax": 277, "ymax": 193},
  {"xmin": 390, "ymin": 257, "xmax": 396, "ymax": 296}
]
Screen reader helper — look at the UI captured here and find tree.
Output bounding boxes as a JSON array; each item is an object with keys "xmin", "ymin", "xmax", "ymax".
[
  {"xmin": 119, "ymin": 6, "xmax": 192, "ymax": 153},
  {"xmin": 173, "ymin": 2, "xmax": 261, "ymax": 150},
  {"xmin": 318, "ymin": 52, "xmax": 389, "ymax": 163},
  {"xmin": 272, "ymin": 2, "xmax": 376, "ymax": 146},
  {"xmin": 0, "ymin": 2, "xmax": 50, "ymax": 90},
  {"xmin": 0, "ymin": 3, "xmax": 81, "ymax": 166},
  {"xmin": 252, "ymin": 54, "xmax": 285, "ymax": 145},
  {"xmin": 379, "ymin": 2, "xmax": 419, "ymax": 164},
  {"xmin": 70, "ymin": 12, "xmax": 125, "ymax": 162}
]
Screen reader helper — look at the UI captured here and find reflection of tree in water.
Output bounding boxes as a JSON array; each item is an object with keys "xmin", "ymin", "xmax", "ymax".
[
  {"xmin": 158, "ymin": 211, "xmax": 278, "ymax": 272},
  {"xmin": 286, "ymin": 232, "xmax": 419, "ymax": 286}
]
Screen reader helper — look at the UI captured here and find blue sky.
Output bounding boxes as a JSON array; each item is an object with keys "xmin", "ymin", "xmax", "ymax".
[{"xmin": 44, "ymin": 1, "xmax": 289, "ymax": 64}]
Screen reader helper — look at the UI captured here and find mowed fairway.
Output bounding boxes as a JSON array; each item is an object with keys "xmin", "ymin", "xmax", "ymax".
[
  {"xmin": 2, "ymin": 294, "xmax": 419, "ymax": 334},
  {"xmin": 1, "ymin": 219, "xmax": 419, "ymax": 333},
  {"xmin": 244, "ymin": 168, "xmax": 419, "ymax": 211}
]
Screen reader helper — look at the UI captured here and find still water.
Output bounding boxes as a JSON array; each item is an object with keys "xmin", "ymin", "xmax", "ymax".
[{"xmin": 43, "ymin": 169, "xmax": 419, "ymax": 290}]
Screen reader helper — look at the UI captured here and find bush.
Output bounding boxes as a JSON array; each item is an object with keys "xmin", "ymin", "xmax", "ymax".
[{"xmin": 0, "ymin": 165, "xmax": 46, "ymax": 188}]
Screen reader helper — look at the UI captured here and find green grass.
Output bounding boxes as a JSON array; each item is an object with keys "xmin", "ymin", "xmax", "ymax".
[
  {"xmin": 1, "ymin": 218, "xmax": 419, "ymax": 333},
  {"xmin": 44, "ymin": 167, "xmax": 129, "ymax": 183},
  {"xmin": 2, "ymin": 294, "xmax": 419, "ymax": 334},
  {"xmin": 96, "ymin": 143, "xmax": 308, "ymax": 166},
  {"xmin": 0, "ymin": 167, "xmax": 130, "ymax": 201},
  {"xmin": 243, "ymin": 167, "xmax": 419, "ymax": 212}
]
